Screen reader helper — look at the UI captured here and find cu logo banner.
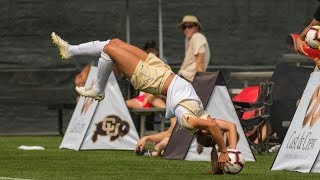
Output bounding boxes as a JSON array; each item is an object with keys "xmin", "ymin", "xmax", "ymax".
[
  {"xmin": 92, "ymin": 115, "xmax": 130, "ymax": 142},
  {"xmin": 303, "ymin": 85, "xmax": 320, "ymax": 128}
]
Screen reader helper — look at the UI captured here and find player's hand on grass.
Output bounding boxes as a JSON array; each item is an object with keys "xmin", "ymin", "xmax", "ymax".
[{"xmin": 135, "ymin": 137, "xmax": 147, "ymax": 152}]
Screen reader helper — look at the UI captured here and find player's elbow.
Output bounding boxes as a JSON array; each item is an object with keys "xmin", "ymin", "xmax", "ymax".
[
  {"xmin": 229, "ymin": 123, "xmax": 237, "ymax": 134},
  {"xmin": 164, "ymin": 130, "xmax": 171, "ymax": 138},
  {"xmin": 207, "ymin": 120, "xmax": 219, "ymax": 129}
]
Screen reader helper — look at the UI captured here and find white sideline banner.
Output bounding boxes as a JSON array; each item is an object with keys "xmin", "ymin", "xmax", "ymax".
[
  {"xmin": 185, "ymin": 86, "xmax": 255, "ymax": 162},
  {"xmin": 184, "ymin": 138, "xmax": 212, "ymax": 161},
  {"xmin": 59, "ymin": 67, "xmax": 99, "ymax": 150},
  {"xmin": 272, "ymin": 72, "xmax": 320, "ymax": 173},
  {"xmin": 80, "ymin": 73, "xmax": 139, "ymax": 150},
  {"xmin": 60, "ymin": 66, "xmax": 139, "ymax": 151}
]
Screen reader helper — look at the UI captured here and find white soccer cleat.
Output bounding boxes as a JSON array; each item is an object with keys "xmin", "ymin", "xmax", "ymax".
[
  {"xmin": 51, "ymin": 32, "xmax": 71, "ymax": 59},
  {"xmin": 75, "ymin": 86, "xmax": 105, "ymax": 101}
]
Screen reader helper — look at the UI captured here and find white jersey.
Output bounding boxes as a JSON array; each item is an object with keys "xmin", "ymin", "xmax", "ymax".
[{"xmin": 165, "ymin": 75, "xmax": 202, "ymax": 120}]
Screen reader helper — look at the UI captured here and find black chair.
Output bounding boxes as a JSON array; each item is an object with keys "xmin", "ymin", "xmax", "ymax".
[{"xmin": 233, "ymin": 82, "xmax": 274, "ymax": 154}]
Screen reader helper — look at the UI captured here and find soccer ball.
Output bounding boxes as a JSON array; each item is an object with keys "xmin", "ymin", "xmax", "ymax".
[
  {"xmin": 305, "ymin": 25, "xmax": 320, "ymax": 49},
  {"xmin": 222, "ymin": 149, "xmax": 245, "ymax": 174}
]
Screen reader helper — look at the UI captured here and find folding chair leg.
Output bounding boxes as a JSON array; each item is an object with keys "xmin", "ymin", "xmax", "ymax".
[
  {"xmin": 248, "ymin": 139, "xmax": 263, "ymax": 154},
  {"xmin": 266, "ymin": 118, "xmax": 269, "ymax": 155},
  {"xmin": 258, "ymin": 125, "xmax": 263, "ymax": 151}
]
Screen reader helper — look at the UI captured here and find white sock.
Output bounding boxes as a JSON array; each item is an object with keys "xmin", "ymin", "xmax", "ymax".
[
  {"xmin": 69, "ymin": 40, "xmax": 110, "ymax": 56},
  {"xmin": 93, "ymin": 52, "xmax": 113, "ymax": 93}
]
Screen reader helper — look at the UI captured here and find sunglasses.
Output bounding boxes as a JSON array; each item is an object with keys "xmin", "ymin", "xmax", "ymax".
[{"xmin": 182, "ymin": 24, "xmax": 195, "ymax": 30}]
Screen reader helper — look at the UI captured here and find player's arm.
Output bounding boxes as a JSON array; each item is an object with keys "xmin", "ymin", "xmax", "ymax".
[
  {"xmin": 135, "ymin": 130, "xmax": 170, "ymax": 152},
  {"xmin": 144, "ymin": 117, "xmax": 177, "ymax": 142},
  {"xmin": 143, "ymin": 130, "xmax": 171, "ymax": 143},
  {"xmin": 195, "ymin": 53, "xmax": 205, "ymax": 72},
  {"xmin": 135, "ymin": 118, "xmax": 176, "ymax": 151},
  {"xmin": 187, "ymin": 116, "xmax": 229, "ymax": 164},
  {"xmin": 215, "ymin": 119, "xmax": 237, "ymax": 149},
  {"xmin": 296, "ymin": 19, "xmax": 320, "ymax": 55}
]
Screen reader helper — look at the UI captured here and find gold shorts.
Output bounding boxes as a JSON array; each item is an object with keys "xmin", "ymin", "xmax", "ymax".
[
  {"xmin": 179, "ymin": 100, "xmax": 210, "ymax": 132},
  {"xmin": 130, "ymin": 53, "xmax": 173, "ymax": 95}
]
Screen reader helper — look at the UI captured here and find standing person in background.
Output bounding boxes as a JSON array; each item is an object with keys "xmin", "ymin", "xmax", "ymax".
[
  {"xmin": 176, "ymin": 15, "xmax": 211, "ymax": 82},
  {"xmin": 176, "ymin": 15, "xmax": 211, "ymax": 155},
  {"xmin": 294, "ymin": 6, "xmax": 320, "ymax": 71}
]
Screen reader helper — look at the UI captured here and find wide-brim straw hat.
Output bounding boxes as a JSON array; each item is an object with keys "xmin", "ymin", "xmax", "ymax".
[{"xmin": 176, "ymin": 15, "xmax": 202, "ymax": 30}]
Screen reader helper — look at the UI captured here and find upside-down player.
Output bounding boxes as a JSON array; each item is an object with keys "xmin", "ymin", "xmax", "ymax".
[{"xmin": 52, "ymin": 36, "xmax": 234, "ymax": 173}]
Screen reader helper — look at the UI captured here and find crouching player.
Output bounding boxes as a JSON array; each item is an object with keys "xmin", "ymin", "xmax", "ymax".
[{"xmin": 135, "ymin": 117, "xmax": 237, "ymax": 174}]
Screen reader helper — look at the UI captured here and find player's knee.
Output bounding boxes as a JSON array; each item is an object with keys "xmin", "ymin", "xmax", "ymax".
[
  {"xmin": 103, "ymin": 42, "xmax": 117, "ymax": 55},
  {"xmin": 109, "ymin": 38, "xmax": 123, "ymax": 46},
  {"xmin": 160, "ymin": 137, "xmax": 169, "ymax": 146},
  {"xmin": 104, "ymin": 38, "xmax": 124, "ymax": 53}
]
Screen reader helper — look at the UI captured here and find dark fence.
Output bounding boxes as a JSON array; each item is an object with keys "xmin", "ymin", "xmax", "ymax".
[{"xmin": 0, "ymin": 0, "xmax": 318, "ymax": 134}]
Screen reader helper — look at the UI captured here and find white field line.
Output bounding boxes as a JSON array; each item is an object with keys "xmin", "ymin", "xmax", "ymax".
[{"xmin": 0, "ymin": 177, "xmax": 33, "ymax": 180}]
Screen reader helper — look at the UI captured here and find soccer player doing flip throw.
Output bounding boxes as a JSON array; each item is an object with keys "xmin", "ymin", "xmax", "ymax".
[{"xmin": 70, "ymin": 38, "xmax": 231, "ymax": 168}]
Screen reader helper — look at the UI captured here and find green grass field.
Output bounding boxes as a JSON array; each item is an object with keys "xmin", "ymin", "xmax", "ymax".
[{"xmin": 0, "ymin": 136, "xmax": 318, "ymax": 180}]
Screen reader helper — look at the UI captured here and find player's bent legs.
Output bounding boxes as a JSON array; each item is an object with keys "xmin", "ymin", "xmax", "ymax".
[
  {"xmin": 253, "ymin": 121, "xmax": 272, "ymax": 145},
  {"xmin": 109, "ymin": 38, "xmax": 148, "ymax": 61},
  {"xmin": 76, "ymin": 39, "xmax": 173, "ymax": 100},
  {"xmin": 51, "ymin": 32, "xmax": 109, "ymax": 59},
  {"xmin": 76, "ymin": 39, "xmax": 146, "ymax": 100},
  {"xmin": 104, "ymin": 39, "xmax": 146, "ymax": 78},
  {"xmin": 145, "ymin": 93, "xmax": 166, "ymax": 108},
  {"xmin": 149, "ymin": 96, "xmax": 166, "ymax": 108},
  {"xmin": 69, "ymin": 40, "xmax": 109, "ymax": 57},
  {"xmin": 152, "ymin": 137, "xmax": 169, "ymax": 156},
  {"xmin": 105, "ymin": 41, "xmax": 172, "ymax": 96},
  {"xmin": 75, "ymin": 52, "xmax": 112, "ymax": 101},
  {"xmin": 126, "ymin": 98, "xmax": 143, "ymax": 109}
]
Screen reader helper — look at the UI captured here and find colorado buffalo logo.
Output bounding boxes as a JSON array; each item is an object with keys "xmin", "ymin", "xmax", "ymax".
[
  {"xmin": 92, "ymin": 115, "xmax": 130, "ymax": 142},
  {"xmin": 303, "ymin": 85, "xmax": 320, "ymax": 128}
]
